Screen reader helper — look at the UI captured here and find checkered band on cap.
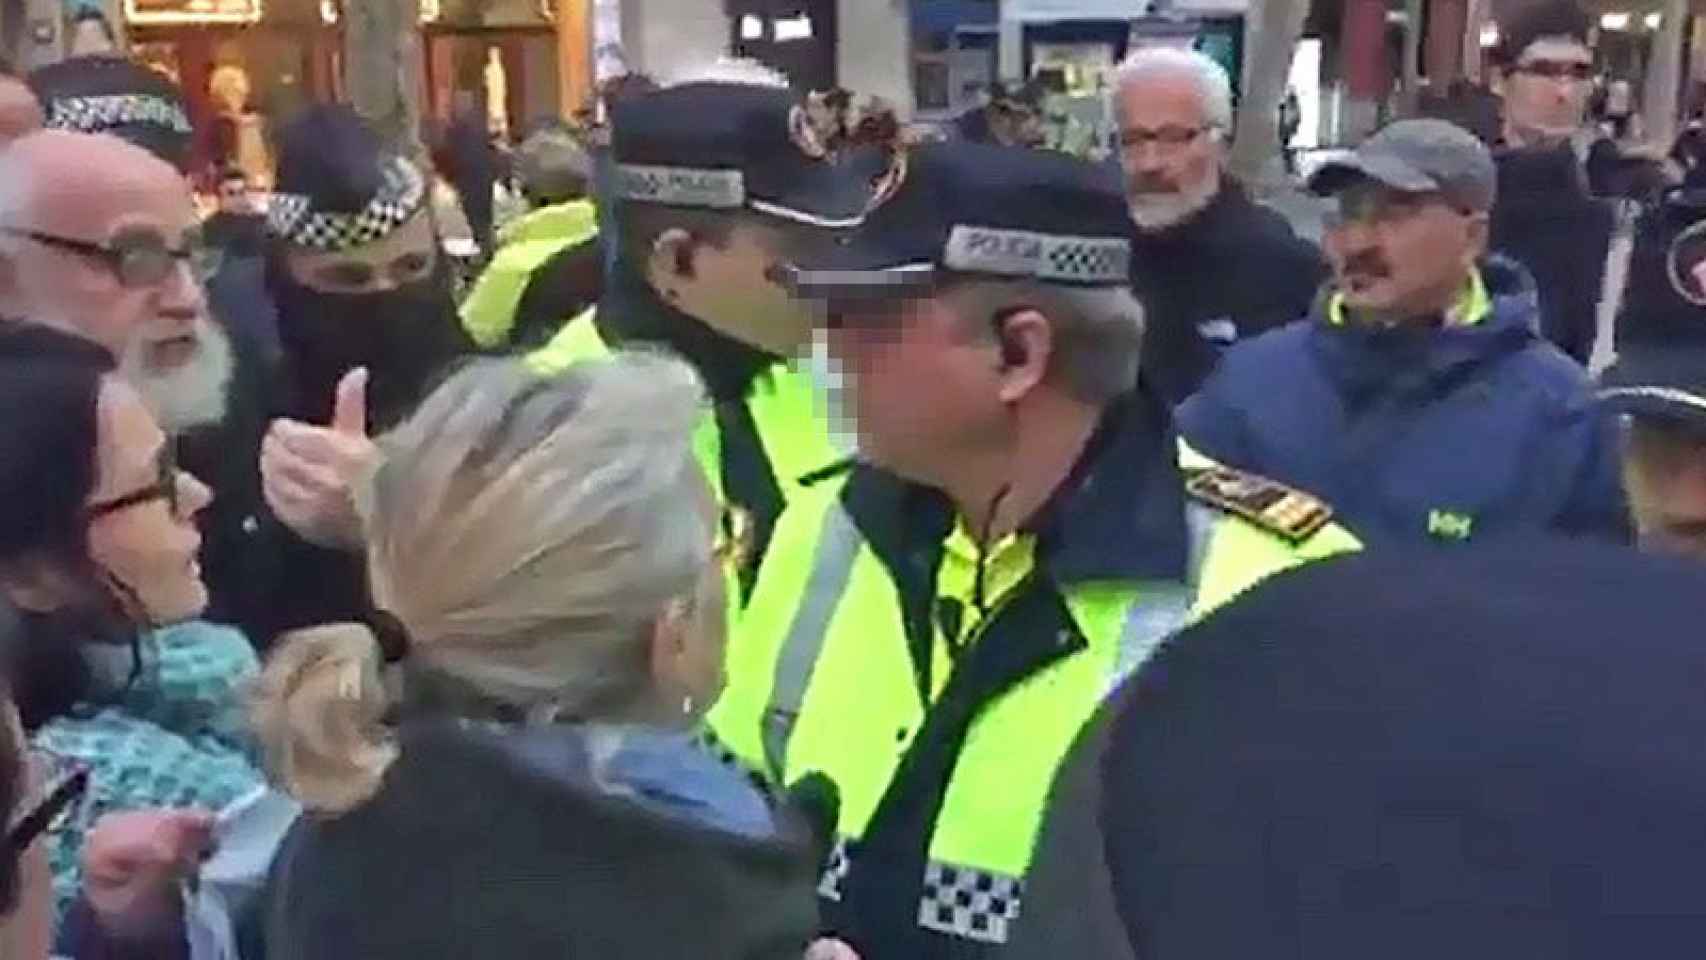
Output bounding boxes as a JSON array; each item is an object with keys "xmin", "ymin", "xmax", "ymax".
[
  {"xmin": 267, "ymin": 155, "xmax": 428, "ymax": 251},
  {"xmin": 917, "ymin": 860, "xmax": 1024, "ymax": 945},
  {"xmin": 942, "ymin": 225, "xmax": 1129, "ymax": 285},
  {"xmin": 45, "ymin": 94, "xmax": 192, "ymax": 135}
]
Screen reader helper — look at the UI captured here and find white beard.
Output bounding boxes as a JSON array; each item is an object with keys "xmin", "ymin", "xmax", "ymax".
[
  {"xmin": 124, "ymin": 317, "xmax": 234, "ymax": 433},
  {"xmin": 1128, "ymin": 179, "xmax": 1219, "ymax": 232}
]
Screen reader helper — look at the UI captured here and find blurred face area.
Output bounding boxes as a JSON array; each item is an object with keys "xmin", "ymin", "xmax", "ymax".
[
  {"xmin": 1504, "ymin": 37, "xmax": 1595, "ymax": 145},
  {"xmin": 825, "ymin": 292, "xmax": 1008, "ymax": 487},
  {"xmin": 285, "ymin": 209, "xmax": 438, "ymax": 296},
  {"xmin": 0, "ymin": 76, "xmax": 43, "ymax": 146},
  {"xmin": 85, "ymin": 377, "xmax": 213, "ymax": 626},
  {"xmin": 989, "ymin": 101, "xmax": 1046, "ymax": 149},
  {"xmin": 1623, "ymin": 417, "xmax": 1706, "ymax": 559},
  {"xmin": 1116, "ymin": 70, "xmax": 1224, "ymax": 231},
  {"xmin": 216, "ymin": 175, "xmax": 252, "ymax": 216},
  {"xmin": 656, "ymin": 215, "xmax": 817, "ymax": 358},
  {"xmin": 1323, "ymin": 180, "xmax": 1486, "ymax": 319},
  {"xmin": 0, "ymin": 132, "xmax": 229, "ymax": 431}
]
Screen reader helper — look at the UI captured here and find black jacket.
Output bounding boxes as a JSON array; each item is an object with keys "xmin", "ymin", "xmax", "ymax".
[
  {"xmin": 1489, "ymin": 145, "xmax": 1616, "ymax": 364},
  {"xmin": 265, "ymin": 722, "xmax": 823, "ymax": 960},
  {"xmin": 1128, "ymin": 180, "xmax": 1326, "ymax": 406}
]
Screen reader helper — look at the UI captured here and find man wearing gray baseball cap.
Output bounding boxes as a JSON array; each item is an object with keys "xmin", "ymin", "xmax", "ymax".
[{"xmin": 1175, "ymin": 118, "xmax": 1629, "ymax": 546}]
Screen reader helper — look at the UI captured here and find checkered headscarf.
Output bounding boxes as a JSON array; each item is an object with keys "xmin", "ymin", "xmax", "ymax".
[{"xmin": 267, "ymin": 153, "xmax": 427, "ymax": 251}]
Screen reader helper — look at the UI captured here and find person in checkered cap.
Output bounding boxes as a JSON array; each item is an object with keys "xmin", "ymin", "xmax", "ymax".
[
  {"xmin": 28, "ymin": 51, "xmax": 191, "ymax": 174},
  {"xmin": 262, "ymin": 104, "xmax": 473, "ymax": 435},
  {"xmin": 705, "ymin": 140, "xmax": 1359, "ymax": 959}
]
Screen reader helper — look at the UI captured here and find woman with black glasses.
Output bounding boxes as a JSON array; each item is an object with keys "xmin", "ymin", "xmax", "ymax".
[{"xmin": 0, "ymin": 323, "xmax": 264, "ymax": 941}]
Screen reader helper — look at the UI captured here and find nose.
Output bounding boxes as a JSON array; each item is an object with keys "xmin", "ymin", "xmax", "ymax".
[
  {"xmin": 157, "ymin": 256, "xmax": 207, "ymax": 315},
  {"xmin": 177, "ymin": 470, "xmax": 214, "ymax": 519}
]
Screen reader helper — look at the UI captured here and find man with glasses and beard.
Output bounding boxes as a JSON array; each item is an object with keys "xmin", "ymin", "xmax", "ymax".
[
  {"xmin": 1177, "ymin": 119, "xmax": 1629, "ymax": 546},
  {"xmin": 0, "ymin": 130, "xmax": 325, "ymax": 646},
  {"xmin": 1114, "ymin": 46, "xmax": 1326, "ymax": 406}
]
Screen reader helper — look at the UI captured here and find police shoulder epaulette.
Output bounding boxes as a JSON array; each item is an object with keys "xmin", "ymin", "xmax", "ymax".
[{"xmin": 1184, "ymin": 465, "xmax": 1334, "ymax": 545}]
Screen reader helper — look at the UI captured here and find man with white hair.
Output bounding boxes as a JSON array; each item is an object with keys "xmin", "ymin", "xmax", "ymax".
[
  {"xmin": 0, "ymin": 129, "xmax": 299, "ymax": 646},
  {"xmin": 1114, "ymin": 46, "xmax": 1326, "ymax": 405}
]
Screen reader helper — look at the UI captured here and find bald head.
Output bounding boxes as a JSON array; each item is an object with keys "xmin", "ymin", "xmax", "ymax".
[
  {"xmin": 0, "ymin": 129, "xmax": 190, "ymax": 233},
  {"xmin": 0, "ymin": 76, "xmax": 41, "ymax": 146}
]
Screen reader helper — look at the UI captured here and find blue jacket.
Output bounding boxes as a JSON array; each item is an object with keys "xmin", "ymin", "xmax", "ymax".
[{"xmin": 1176, "ymin": 258, "xmax": 1630, "ymax": 546}]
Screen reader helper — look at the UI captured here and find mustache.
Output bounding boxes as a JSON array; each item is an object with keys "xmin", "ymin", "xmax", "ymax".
[
  {"xmin": 1126, "ymin": 175, "xmax": 1180, "ymax": 196},
  {"xmin": 1339, "ymin": 251, "xmax": 1392, "ymax": 279}
]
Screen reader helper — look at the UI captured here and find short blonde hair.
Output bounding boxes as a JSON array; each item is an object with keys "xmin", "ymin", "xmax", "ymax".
[{"xmin": 251, "ymin": 352, "xmax": 710, "ymax": 814}]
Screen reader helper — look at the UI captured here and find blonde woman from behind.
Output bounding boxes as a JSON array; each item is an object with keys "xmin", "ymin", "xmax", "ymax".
[{"xmin": 252, "ymin": 352, "xmax": 824, "ymax": 960}]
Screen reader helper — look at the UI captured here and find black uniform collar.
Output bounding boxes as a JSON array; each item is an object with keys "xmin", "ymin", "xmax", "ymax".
[{"xmin": 594, "ymin": 261, "xmax": 780, "ymax": 403}]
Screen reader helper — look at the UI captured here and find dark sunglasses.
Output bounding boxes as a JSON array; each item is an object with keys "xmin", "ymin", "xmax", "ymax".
[
  {"xmin": 88, "ymin": 441, "xmax": 180, "ymax": 520},
  {"xmin": 6, "ymin": 751, "xmax": 90, "ymax": 856},
  {"xmin": 309, "ymin": 248, "xmax": 437, "ymax": 293},
  {"xmin": 4, "ymin": 225, "xmax": 221, "ymax": 288},
  {"xmin": 1517, "ymin": 59, "xmax": 1594, "ymax": 82}
]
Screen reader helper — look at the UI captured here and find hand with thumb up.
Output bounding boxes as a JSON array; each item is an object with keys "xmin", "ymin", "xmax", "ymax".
[{"xmin": 261, "ymin": 367, "xmax": 379, "ymax": 550}]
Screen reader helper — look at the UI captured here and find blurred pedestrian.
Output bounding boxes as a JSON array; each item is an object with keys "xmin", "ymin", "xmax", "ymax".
[
  {"xmin": 951, "ymin": 80, "xmax": 1047, "ymax": 148},
  {"xmin": 1179, "ymin": 119, "xmax": 1629, "ymax": 545},
  {"xmin": 1115, "ymin": 47, "xmax": 1326, "ymax": 405},
  {"xmin": 440, "ymin": 90, "xmax": 497, "ymax": 256}
]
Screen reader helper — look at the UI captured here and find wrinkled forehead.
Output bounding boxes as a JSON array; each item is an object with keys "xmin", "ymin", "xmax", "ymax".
[
  {"xmin": 15, "ymin": 151, "xmax": 196, "ymax": 236},
  {"xmin": 1518, "ymin": 36, "xmax": 1594, "ymax": 66},
  {"xmin": 1116, "ymin": 71, "xmax": 1211, "ymax": 124}
]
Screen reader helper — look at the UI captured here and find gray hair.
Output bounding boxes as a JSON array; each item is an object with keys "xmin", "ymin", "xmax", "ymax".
[
  {"xmin": 946, "ymin": 278, "xmax": 1146, "ymax": 404},
  {"xmin": 516, "ymin": 127, "xmax": 593, "ymax": 204},
  {"xmin": 251, "ymin": 352, "xmax": 712, "ymax": 814},
  {"xmin": 1115, "ymin": 46, "xmax": 1235, "ymax": 133}
]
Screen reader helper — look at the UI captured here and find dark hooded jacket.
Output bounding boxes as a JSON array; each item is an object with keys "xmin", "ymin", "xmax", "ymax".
[
  {"xmin": 1129, "ymin": 179, "xmax": 1327, "ymax": 406},
  {"xmin": 1177, "ymin": 257, "xmax": 1629, "ymax": 545}
]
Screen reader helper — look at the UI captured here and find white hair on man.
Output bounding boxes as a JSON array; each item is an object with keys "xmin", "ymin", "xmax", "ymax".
[
  {"xmin": 123, "ymin": 314, "xmax": 233, "ymax": 433},
  {"xmin": 665, "ymin": 56, "xmax": 790, "ymax": 89},
  {"xmin": 1113, "ymin": 46, "xmax": 1234, "ymax": 231},
  {"xmin": 1114, "ymin": 46, "xmax": 1235, "ymax": 134}
]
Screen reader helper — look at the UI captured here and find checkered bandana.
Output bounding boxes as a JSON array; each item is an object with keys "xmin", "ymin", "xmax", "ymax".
[
  {"xmin": 44, "ymin": 94, "xmax": 192, "ymax": 135},
  {"xmin": 267, "ymin": 155, "xmax": 428, "ymax": 251}
]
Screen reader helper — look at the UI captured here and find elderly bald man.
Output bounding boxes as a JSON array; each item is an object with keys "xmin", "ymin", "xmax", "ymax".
[{"xmin": 0, "ymin": 129, "xmax": 343, "ymax": 648}]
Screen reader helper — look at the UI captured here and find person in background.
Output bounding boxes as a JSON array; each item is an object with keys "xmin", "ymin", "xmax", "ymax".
[
  {"xmin": 1486, "ymin": 0, "xmax": 1623, "ymax": 364},
  {"xmin": 952, "ymin": 80, "xmax": 1047, "ymax": 148},
  {"xmin": 0, "ymin": 324, "xmax": 262, "ymax": 934},
  {"xmin": 1178, "ymin": 119, "xmax": 1629, "ymax": 545},
  {"xmin": 1114, "ymin": 47, "xmax": 1326, "ymax": 405},
  {"xmin": 253, "ymin": 353, "xmax": 829, "ymax": 959},
  {"xmin": 203, "ymin": 164, "xmax": 282, "ymax": 368},
  {"xmin": 1014, "ymin": 541, "xmax": 1706, "ymax": 959},
  {"xmin": 1598, "ymin": 187, "xmax": 1706, "ymax": 558},
  {"xmin": 440, "ymin": 90, "xmax": 498, "ymax": 257},
  {"xmin": 64, "ymin": 8, "xmax": 120, "ymax": 59},
  {"xmin": 711, "ymin": 140, "xmax": 1356, "ymax": 958},
  {"xmin": 0, "ymin": 130, "xmax": 300, "ymax": 647},
  {"xmin": 459, "ymin": 121, "xmax": 602, "ymax": 353}
]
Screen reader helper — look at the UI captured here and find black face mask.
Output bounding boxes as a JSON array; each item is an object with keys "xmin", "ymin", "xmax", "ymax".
[{"xmin": 268, "ymin": 258, "xmax": 472, "ymax": 432}]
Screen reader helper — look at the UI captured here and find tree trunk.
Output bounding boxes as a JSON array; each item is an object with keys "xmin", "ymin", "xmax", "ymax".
[
  {"xmin": 344, "ymin": 0, "xmax": 425, "ymax": 155},
  {"xmin": 1401, "ymin": 0, "xmax": 1424, "ymax": 115},
  {"xmin": 1229, "ymin": 0, "xmax": 1310, "ymax": 190}
]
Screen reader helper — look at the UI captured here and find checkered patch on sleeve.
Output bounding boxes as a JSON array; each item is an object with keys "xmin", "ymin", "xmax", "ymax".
[
  {"xmin": 266, "ymin": 155, "xmax": 428, "ymax": 251},
  {"xmin": 45, "ymin": 94, "xmax": 192, "ymax": 135},
  {"xmin": 916, "ymin": 860, "xmax": 1024, "ymax": 945}
]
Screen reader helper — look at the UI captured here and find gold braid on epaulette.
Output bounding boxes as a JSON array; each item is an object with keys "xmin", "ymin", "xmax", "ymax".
[{"xmin": 1183, "ymin": 465, "xmax": 1334, "ymax": 545}]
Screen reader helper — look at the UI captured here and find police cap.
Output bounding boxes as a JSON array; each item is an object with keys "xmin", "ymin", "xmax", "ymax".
[
  {"xmin": 784, "ymin": 141, "xmax": 1133, "ymax": 299},
  {"xmin": 28, "ymin": 55, "xmax": 191, "ymax": 172},
  {"xmin": 611, "ymin": 81, "xmax": 870, "ymax": 228}
]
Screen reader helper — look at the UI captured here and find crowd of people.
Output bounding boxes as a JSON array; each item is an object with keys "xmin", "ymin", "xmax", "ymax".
[{"xmin": 2, "ymin": 1, "xmax": 1706, "ymax": 957}]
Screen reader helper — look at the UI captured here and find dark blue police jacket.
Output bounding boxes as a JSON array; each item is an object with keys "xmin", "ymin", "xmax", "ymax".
[{"xmin": 1176, "ymin": 257, "xmax": 1630, "ymax": 546}]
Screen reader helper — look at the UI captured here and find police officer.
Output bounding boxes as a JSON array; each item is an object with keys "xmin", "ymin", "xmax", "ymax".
[
  {"xmin": 459, "ymin": 122, "xmax": 603, "ymax": 352},
  {"xmin": 1600, "ymin": 186, "xmax": 1706, "ymax": 558},
  {"xmin": 707, "ymin": 141, "xmax": 1358, "ymax": 958},
  {"xmin": 527, "ymin": 72, "xmax": 872, "ymax": 593}
]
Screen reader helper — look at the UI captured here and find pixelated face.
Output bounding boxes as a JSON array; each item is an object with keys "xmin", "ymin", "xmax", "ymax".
[
  {"xmin": 823, "ymin": 292, "xmax": 1008, "ymax": 486},
  {"xmin": 1504, "ymin": 37, "xmax": 1595, "ymax": 142},
  {"xmin": 1323, "ymin": 181, "xmax": 1486, "ymax": 318},
  {"xmin": 1115, "ymin": 71, "xmax": 1223, "ymax": 231},
  {"xmin": 1624, "ymin": 417, "xmax": 1706, "ymax": 560}
]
